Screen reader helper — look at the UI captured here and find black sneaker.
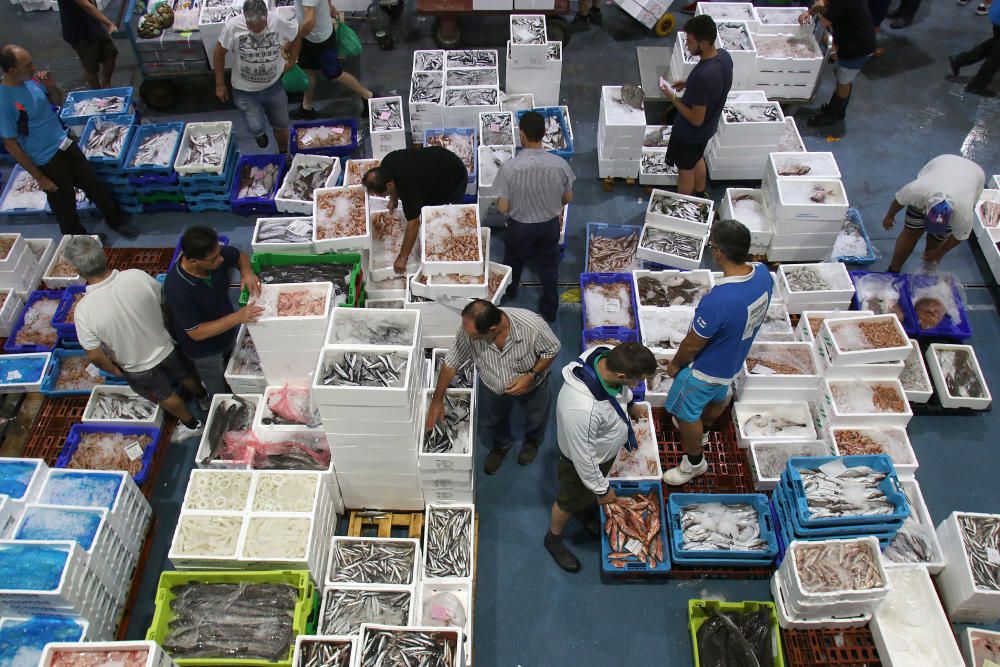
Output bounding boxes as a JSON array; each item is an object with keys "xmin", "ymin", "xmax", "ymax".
[
  {"xmin": 518, "ymin": 441, "xmax": 539, "ymax": 465},
  {"xmin": 290, "ymin": 106, "xmax": 318, "ymax": 120},
  {"xmin": 113, "ymin": 223, "xmax": 140, "ymax": 240},
  {"xmin": 544, "ymin": 532, "xmax": 581, "ymax": 572},
  {"xmin": 572, "ymin": 13, "xmax": 590, "ymax": 30},
  {"xmin": 255, "ymin": 133, "xmax": 269, "ymax": 148},
  {"xmin": 966, "ymin": 84, "xmax": 997, "ymax": 97},
  {"xmin": 589, "ymin": 8, "xmax": 603, "ymax": 24},
  {"xmin": 484, "ymin": 447, "xmax": 508, "ymax": 475},
  {"xmin": 504, "ymin": 285, "xmax": 519, "ymax": 300}
]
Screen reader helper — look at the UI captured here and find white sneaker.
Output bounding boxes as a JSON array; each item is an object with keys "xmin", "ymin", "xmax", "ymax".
[
  {"xmin": 663, "ymin": 455, "xmax": 709, "ymax": 486},
  {"xmin": 171, "ymin": 420, "xmax": 204, "ymax": 443}
]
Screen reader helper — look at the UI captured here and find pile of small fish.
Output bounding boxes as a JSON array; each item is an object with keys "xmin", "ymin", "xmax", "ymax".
[
  {"xmin": 833, "ymin": 429, "xmax": 913, "ymax": 463},
  {"xmin": 793, "ymin": 540, "xmax": 885, "ymax": 592},
  {"xmin": 511, "ymin": 15, "xmax": 546, "ymax": 43},
  {"xmin": 640, "ymin": 150, "xmax": 677, "ymax": 176},
  {"xmin": 542, "ymin": 114, "xmax": 568, "ymax": 151},
  {"xmin": 83, "ymin": 120, "xmax": 130, "ymax": 160},
  {"xmin": 758, "ymin": 303, "xmax": 794, "ymax": 340},
  {"xmin": 255, "ymin": 218, "xmax": 313, "ymax": 245},
  {"xmin": 885, "ymin": 510, "xmax": 935, "ymax": 564},
  {"xmin": 636, "ymin": 274, "xmax": 708, "ymax": 307},
  {"xmin": 603, "ymin": 491, "xmax": 665, "ymax": 568},
  {"xmin": 643, "ymin": 125, "xmax": 671, "ymax": 148},
  {"xmin": 478, "ymin": 146, "xmax": 514, "ymax": 186},
  {"xmin": 980, "ymin": 200, "xmax": 1000, "ymax": 228},
  {"xmin": 425, "ymin": 131, "xmax": 475, "ymax": 174},
  {"xmin": 424, "ymin": 394, "xmax": 471, "ymax": 454},
  {"xmin": 259, "ymin": 262, "xmax": 352, "ymax": 291},
  {"xmin": 435, "ymin": 354, "xmax": 474, "ymax": 389},
  {"xmin": 162, "ymin": 582, "xmax": 298, "ymax": 660},
  {"xmin": 315, "ymin": 187, "xmax": 367, "ymax": 240},
  {"xmin": 345, "ymin": 158, "xmax": 380, "ymax": 187},
  {"xmin": 830, "ymin": 380, "xmax": 906, "ymax": 414},
  {"xmin": 446, "ymin": 68, "xmax": 498, "ymax": 86},
  {"xmin": 424, "ymin": 207, "xmax": 480, "ymax": 262},
  {"xmin": 784, "ymin": 266, "xmax": 832, "ymax": 292},
  {"xmin": 415, "ymin": 50, "xmax": 444, "ymax": 71},
  {"xmin": 640, "ymin": 227, "xmax": 703, "ymax": 260},
  {"xmin": 331, "ymin": 539, "xmax": 417, "ymax": 585},
  {"xmin": 230, "ymin": 332, "xmax": 262, "ymax": 376},
  {"xmin": 583, "ymin": 280, "xmax": 635, "ymax": 329},
  {"xmin": 53, "ymin": 356, "xmax": 104, "ymax": 392},
  {"xmin": 88, "ymin": 390, "xmax": 157, "ymax": 421},
  {"xmin": 13, "ymin": 296, "xmax": 59, "ymax": 348},
  {"xmin": 753, "ymin": 442, "xmax": 830, "ymax": 480},
  {"xmin": 67, "ymin": 431, "xmax": 154, "ymax": 476},
  {"xmin": 829, "ymin": 318, "xmax": 907, "ymax": 351},
  {"xmin": 297, "ymin": 124, "xmax": 353, "ymax": 149},
  {"xmin": 178, "ymin": 131, "xmax": 227, "ymax": 168},
  {"xmin": 649, "ymin": 193, "xmax": 711, "ymax": 224},
  {"xmin": 445, "ymin": 87, "xmax": 498, "ymax": 107},
  {"xmin": 425, "ymin": 506, "xmax": 472, "ymax": 578},
  {"xmin": 717, "ymin": 22, "xmax": 754, "ymax": 51},
  {"xmin": 746, "ymin": 345, "xmax": 816, "ymax": 375},
  {"xmin": 588, "ymin": 231, "xmax": 639, "ymax": 272},
  {"xmin": 681, "ymin": 502, "xmax": 767, "ymax": 552},
  {"xmin": 201, "ymin": 396, "xmax": 256, "ymax": 464},
  {"xmin": 370, "ymin": 99, "xmax": 404, "ymax": 131},
  {"xmin": 546, "ymin": 42, "xmax": 561, "ymax": 60},
  {"xmin": 411, "ymin": 71, "xmax": 444, "ymax": 103},
  {"xmin": 280, "ymin": 161, "xmax": 333, "ymax": 202},
  {"xmin": 480, "ymin": 112, "xmax": 514, "ymax": 146},
  {"xmin": 742, "ymin": 410, "xmax": 811, "ymax": 438},
  {"xmin": 938, "ymin": 348, "xmax": 986, "ymax": 397},
  {"xmin": 50, "ymin": 648, "xmax": 151, "ymax": 666},
  {"xmin": 321, "ymin": 351, "xmax": 408, "ymax": 388},
  {"xmin": 723, "ymin": 104, "xmax": 781, "ymax": 124},
  {"xmin": 1, "ymin": 169, "xmax": 46, "ymax": 211},
  {"xmin": 235, "ymin": 162, "xmax": 280, "ymax": 200},
  {"xmin": 798, "ymin": 464, "xmax": 896, "ymax": 518},
  {"xmin": 68, "ymin": 95, "xmax": 126, "ymax": 117},
  {"xmin": 201, "ymin": 5, "xmax": 241, "ymax": 22},
  {"xmin": 755, "ymin": 35, "xmax": 821, "ymax": 59},
  {"xmin": 320, "ymin": 589, "xmax": 412, "ymax": 636},
  {"xmin": 899, "ymin": 344, "xmax": 930, "ymax": 392},
  {"xmin": 446, "ymin": 50, "xmax": 496, "ymax": 68},
  {"xmin": 296, "ymin": 638, "xmax": 353, "ymax": 667},
  {"xmin": 129, "ymin": 128, "xmax": 179, "ymax": 167},
  {"xmin": 360, "ymin": 628, "xmax": 459, "ymax": 667},
  {"xmin": 959, "ymin": 514, "xmax": 1000, "ymax": 590}
]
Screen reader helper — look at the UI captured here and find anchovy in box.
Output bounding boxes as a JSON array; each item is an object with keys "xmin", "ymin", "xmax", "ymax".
[
  {"xmin": 588, "ymin": 231, "xmax": 639, "ymax": 272},
  {"xmin": 542, "ymin": 115, "xmax": 567, "ymax": 151},
  {"xmin": 69, "ymin": 95, "xmax": 126, "ymax": 117},
  {"xmin": 423, "ymin": 394, "xmax": 471, "ymax": 454},
  {"xmin": 202, "ymin": 395, "xmax": 254, "ymax": 464},
  {"xmin": 479, "ymin": 113, "xmax": 513, "ymax": 146},
  {"xmin": 130, "ymin": 129, "xmax": 179, "ymax": 167},
  {"xmin": 256, "ymin": 218, "xmax": 313, "ymax": 244},
  {"xmin": 799, "ymin": 465, "xmax": 895, "ymax": 518},
  {"xmin": 181, "ymin": 132, "xmax": 227, "ymax": 167},
  {"xmin": 681, "ymin": 502, "xmax": 767, "ymax": 552},
  {"xmin": 511, "ymin": 15, "xmax": 546, "ymax": 43},
  {"xmin": 446, "ymin": 49, "xmax": 497, "ymax": 68},
  {"xmin": 201, "ymin": 5, "xmax": 240, "ymax": 22},
  {"xmin": 298, "ymin": 638, "xmax": 353, "ymax": 667},
  {"xmin": 446, "ymin": 68, "xmax": 498, "ymax": 87},
  {"xmin": 425, "ymin": 506, "xmax": 472, "ymax": 578},
  {"xmin": 636, "ymin": 274, "xmax": 707, "ymax": 307},
  {"xmin": 641, "ymin": 151, "xmax": 678, "ymax": 176},
  {"xmin": 414, "ymin": 51, "xmax": 444, "ymax": 71},
  {"xmin": 231, "ymin": 332, "xmax": 262, "ymax": 375},
  {"xmin": 281, "ymin": 163, "xmax": 333, "ymax": 202},
  {"xmin": 360, "ymin": 629, "xmax": 458, "ymax": 667},
  {"xmin": 640, "ymin": 227, "xmax": 703, "ymax": 260},
  {"xmin": 83, "ymin": 121, "xmax": 130, "ymax": 159},
  {"xmin": 723, "ymin": 104, "xmax": 781, "ymax": 123},
  {"xmin": 236, "ymin": 162, "xmax": 280, "ymax": 200},
  {"xmin": 648, "ymin": 193, "xmax": 711, "ymax": 224},
  {"xmin": 320, "ymin": 589, "xmax": 411, "ymax": 635},
  {"xmin": 939, "ymin": 348, "xmax": 986, "ymax": 398},
  {"xmin": 784, "ymin": 266, "xmax": 831, "ymax": 292},
  {"xmin": 410, "ymin": 72, "xmax": 443, "ymax": 103},
  {"xmin": 370, "ymin": 99, "xmax": 403, "ymax": 131},
  {"xmin": 717, "ymin": 22, "xmax": 753, "ymax": 50},
  {"xmin": 90, "ymin": 392, "xmax": 157, "ymax": 421},
  {"xmin": 957, "ymin": 514, "xmax": 1000, "ymax": 590},
  {"xmin": 331, "ymin": 540, "xmax": 416, "ymax": 584},
  {"xmin": 321, "ymin": 351, "xmax": 407, "ymax": 388},
  {"xmin": 445, "ymin": 87, "xmax": 498, "ymax": 107},
  {"xmin": 435, "ymin": 354, "xmax": 474, "ymax": 389}
]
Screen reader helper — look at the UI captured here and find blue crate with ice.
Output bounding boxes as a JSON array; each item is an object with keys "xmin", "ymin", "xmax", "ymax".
[
  {"xmin": 0, "ymin": 354, "xmax": 52, "ymax": 394},
  {"xmin": 668, "ymin": 493, "xmax": 778, "ymax": 565},
  {"xmin": 290, "ymin": 118, "xmax": 359, "ymax": 158},
  {"xmin": 580, "ymin": 272, "xmax": 637, "ymax": 338},
  {"xmin": 580, "ymin": 327, "xmax": 638, "ymax": 353},
  {"xmin": 906, "ymin": 273, "xmax": 972, "ymax": 341},
  {"xmin": 586, "ymin": 223, "xmax": 642, "ymax": 273},
  {"xmin": 0, "ymin": 615, "xmax": 89, "ymax": 667},
  {"xmin": 56, "ymin": 425, "xmax": 161, "ymax": 487},
  {"xmin": 60, "ymin": 87, "xmax": 134, "ymax": 133},
  {"xmin": 4, "ymin": 290, "xmax": 63, "ymax": 354},
  {"xmin": 80, "ymin": 114, "xmax": 136, "ymax": 169},
  {"xmin": 775, "ymin": 477, "xmax": 902, "ymax": 540},
  {"xmin": 750, "ymin": 440, "xmax": 830, "ymax": 492},
  {"xmin": 849, "ymin": 271, "xmax": 917, "ymax": 337},
  {"xmin": 229, "ymin": 153, "xmax": 286, "ymax": 217},
  {"xmin": 599, "ymin": 480, "xmax": 670, "ymax": 574},
  {"xmin": 833, "ymin": 208, "xmax": 876, "ymax": 265},
  {"xmin": 0, "ymin": 165, "xmax": 49, "ymax": 217},
  {"xmin": 124, "ymin": 122, "xmax": 185, "ymax": 176},
  {"xmin": 40, "ymin": 349, "xmax": 127, "ymax": 397}
]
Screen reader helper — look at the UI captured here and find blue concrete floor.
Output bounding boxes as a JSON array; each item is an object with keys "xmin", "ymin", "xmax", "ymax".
[{"xmin": 1, "ymin": 0, "xmax": 999, "ymax": 663}]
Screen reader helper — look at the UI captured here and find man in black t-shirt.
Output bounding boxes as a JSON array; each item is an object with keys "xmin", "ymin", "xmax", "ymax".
[
  {"xmin": 55, "ymin": 0, "xmax": 119, "ymax": 89},
  {"xmin": 660, "ymin": 15, "xmax": 733, "ymax": 197},
  {"xmin": 800, "ymin": 0, "xmax": 876, "ymax": 127},
  {"xmin": 363, "ymin": 146, "xmax": 469, "ymax": 274}
]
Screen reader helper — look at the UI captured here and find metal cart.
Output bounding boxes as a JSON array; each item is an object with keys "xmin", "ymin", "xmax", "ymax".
[{"xmin": 416, "ymin": 0, "xmax": 573, "ymax": 48}]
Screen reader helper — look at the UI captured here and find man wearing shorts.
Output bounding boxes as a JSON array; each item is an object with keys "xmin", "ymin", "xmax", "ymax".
[
  {"xmin": 215, "ymin": 0, "xmax": 297, "ymax": 151},
  {"xmin": 288, "ymin": 0, "xmax": 372, "ymax": 119},
  {"xmin": 662, "ymin": 220, "xmax": 772, "ymax": 486},
  {"xmin": 64, "ymin": 236, "xmax": 208, "ymax": 443},
  {"xmin": 546, "ymin": 343, "xmax": 657, "ymax": 572},
  {"xmin": 660, "ymin": 15, "xmax": 733, "ymax": 197},
  {"xmin": 883, "ymin": 154, "xmax": 986, "ymax": 272},
  {"xmin": 56, "ymin": 0, "xmax": 118, "ymax": 90},
  {"xmin": 799, "ymin": 0, "xmax": 876, "ymax": 127}
]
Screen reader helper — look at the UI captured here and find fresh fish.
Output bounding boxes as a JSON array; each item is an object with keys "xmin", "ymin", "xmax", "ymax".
[
  {"xmin": 230, "ymin": 331, "xmax": 262, "ymax": 376},
  {"xmin": 255, "ymin": 218, "xmax": 313, "ymax": 244},
  {"xmin": 778, "ymin": 164, "xmax": 812, "ymax": 176},
  {"xmin": 425, "ymin": 130, "xmax": 475, "ymax": 174},
  {"xmin": 425, "ymin": 506, "xmax": 472, "ymax": 578},
  {"xmin": 202, "ymin": 396, "xmax": 254, "ymax": 465},
  {"xmin": 636, "ymin": 274, "xmax": 708, "ymax": 307},
  {"xmin": 510, "ymin": 15, "xmax": 546, "ymax": 44},
  {"xmin": 797, "ymin": 465, "xmax": 895, "ymax": 519},
  {"xmin": 410, "ymin": 71, "xmax": 444, "ymax": 103},
  {"xmin": 320, "ymin": 589, "xmax": 411, "ymax": 636},
  {"xmin": 643, "ymin": 125, "xmax": 672, "ymax": 148},
  {"xmin": 423, "ymin": 394, "xmax": 471, "ymax": 454},
  {"xmin": 957, "ymin": 514, "xmax": 1000, "ymax": 590},
  {"xmin": 723, "ymin": 103, "xmax": 781, "ymax": 124},
  {"xmin": 479, "ymin": 112, "xmax": 514, "ymax": 147},
  {"xmin": 445, "ymin": 49, "xmax": 497, "ymax": 68},
  {"xmin": 648, "ymin": 192, "xmax": 711, "ymax": 224},
  {"xmin": 235, "ymin": 161, "xmax": 280, "ymax": 200},
  {"xmin": 696, "ymin": 609, "xmax": 774, "ymax": 667},
  {"xmin": 588, "ymin": 231, "xmax": 639, "ymax": 272},
  {"xmin": 180, "ymin": 132, "xmax": 227, "ymax": 167},
  {"xmin": 360, "ymin": 628, "xmax": 459, "ymax": 667},
  {"xmin": 716, "ymin": 21, "xmax": 754, "ymax": 51},
  {"xmin": 130, "ymin": 129, "xmax": 180, "ymax": 167},
  {"xmin": 445, "ymin": 68, "xmax": 498, "ymax": 87},
  {"xmin": 938, "ymin": 348, "xmax": 986, "ymax": 398},
  {"xmin": 792, "ymin": 540, "xmax": 885, "ymax": 592},
  {"xmin": 435, "ymin": 354, "xmax": 473, "ymax": 389},
  {"xmin": 297, "ymin": 638, "xmax": 353, "ymax": 667},
  {"xmin": 321, "ymin": 351, "xmax": 408, "ymax": 388},
  {"xmin": 280, "ymin": 162, "xmax": 333, "ymax": 202},
  {"xmin": 641, "ymin": 150, "xmax": 678, "ymax": 176},
  {"xmin": 810, "ymin": 185, "xmax": 837, "ymax": 203},
  {"xmin": 370, "ymin": 99, "xmax": 404, "ymax": 131},
  {"xmin": 83, "ymin": 120, "xmax": 130, "ymax": 160},
  {"xmin": 444, "ymin": 87, "xmax": 498, "ymax": 107},
  {"xmin": 414, "ymin": 50, "xmax": 444, "ymax": 71},
  {"xmin": 257, "ymin": 263, "xmax": 352, "ymax": 296},
  {"xmin": 89, "ymin": 391, "xmax": 157, "ymax": 420},
  {"xmin": 742, "ymin": 414, "xmax": 809, "ymax": 437},
  {"xmin": 784, "ymin": 266, "xmax": 831, "ymax": 292},
  {"xmin": 69, "ymin": 95, "xmax": 126, "ymax": 117},
  {"xmin": 602, "ymin": 491, "xmax": 665, "ymax": 569},
  {"xmin": 542, "ymin": 114, "xmax": 567, "ymax": 151},
  {"xmin": 330, "ymin": 539, "xmax": 416, "ymax": 585},
  {"xmin": 681, "ymin": 502, "xmax": 767, "ymax": 551},
  {"xmin": 639, "ymin": 227, "xmax": 703, "ymax": 260}
]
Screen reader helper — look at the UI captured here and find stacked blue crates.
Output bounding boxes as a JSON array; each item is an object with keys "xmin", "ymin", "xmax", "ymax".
[
  {"xmin": 79, "ymin": 113, "xmax": 137, "ymax": 210},
  {"xmin": 123, "ymin": 122, "xmax": 186, "ymax": 215},
  {"xmin": 178, "ymin": 139, "xmax": 238, "ymax": 213}
]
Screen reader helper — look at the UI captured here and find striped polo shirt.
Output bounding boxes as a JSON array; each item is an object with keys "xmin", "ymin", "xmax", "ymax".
[
  {"xmin": 495, "ymin": 148, "xmax": 575, "ymax": 224},
  {"xmin": 444, "ymin": 307, "xmax": 561, "ymax": 395}
]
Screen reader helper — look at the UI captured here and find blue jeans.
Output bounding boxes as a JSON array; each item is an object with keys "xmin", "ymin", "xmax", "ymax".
[
  {"xmin": 476, "ymin": 375, "xmax": 552, "ymax": 451},
  {"xmin": 233, "ymin": 81, "xmax": 290, "ymax": 136},
  {"xmin": 503, "ymin": 217, "xmax": 561, "ymax": 320}
]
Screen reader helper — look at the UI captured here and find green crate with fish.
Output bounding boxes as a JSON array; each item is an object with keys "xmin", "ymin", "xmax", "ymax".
[
  {"xmin": 667, "ymin": 493, "xmax": 778, "ymax": 567},
  {"xmin": 688, "ymin": 599, "xmax": 786, "ymax": 667},
  {"xmin": 239, "ymin": 252, "xmax": 363, "ymax": 309},
  {"xmin": 599, "ymin": 480, "xmax": 670, "ymax": 574},
  {"xmin": 146, "ymin": 569, "xmax": 315, "ymax": 666}
]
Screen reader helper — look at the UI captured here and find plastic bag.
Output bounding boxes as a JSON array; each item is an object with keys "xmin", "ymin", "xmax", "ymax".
[
  {"xmin": 854, "ymin": 274, "xmax": 906, "ymax": 323},
  {"xmin": 267, "ymin": 384, "xmax": 319, "ymax": 427},
  {"xmin": 421, "ymin": 592, "xmax": 467, "ymax": 628},
  {"xmin": 282, "ymin": 65, "xmax": 309, "ymax": 94},
  {"xmin": 336, "ymin": 23, "xmax": 362, "ymax": 58},
  {"xmin": 911, "ymin": 273, "xmax": 960, "ymax": 330}
]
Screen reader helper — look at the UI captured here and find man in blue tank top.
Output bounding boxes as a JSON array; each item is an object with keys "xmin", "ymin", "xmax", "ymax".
[{"xmin": 662, "ymin": 219, "xmax": 773, "ymax": 486}]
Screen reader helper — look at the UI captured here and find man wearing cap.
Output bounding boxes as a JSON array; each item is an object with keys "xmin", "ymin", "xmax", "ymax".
[{"xmin": 883, "ymin": 154, "xmax": 986, "ymax": 272}]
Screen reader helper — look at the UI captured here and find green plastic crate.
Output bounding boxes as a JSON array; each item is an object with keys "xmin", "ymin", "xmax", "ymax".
[
  {"xmin": 688, "ymin": 599, "xmax": 785, "ymax": 667},
  {"xmin": 138, "ymin": 191, "xmax": 186, "ymax": 204},
  {"xmin": 239, "ymin": 251, "xmax": 364, "ymax": 308},
  {"xmin": 146, "ymin": 569, "xmax": 315, "ymax": 667}
]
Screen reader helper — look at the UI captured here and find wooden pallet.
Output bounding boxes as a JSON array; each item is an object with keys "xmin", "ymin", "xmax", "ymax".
[
  {"xmin": 601, "ymin": 175, "xmax": 638, "ymax": 192},
  {"xmin": 346, "ymin": 510, "xmax": 424, "ymax": 539}
]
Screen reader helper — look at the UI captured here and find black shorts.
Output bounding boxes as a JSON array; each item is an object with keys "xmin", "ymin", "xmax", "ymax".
[
  {"xmin": 666, "ymin": 133, "xmax": 708, "ymax": 171},
  {"xmin": 71, "ymin": 36, "xmax": 118, "ymax": 74},
  {"xmin": 556, "ymin": 454, "xmax": 616, "ymax": 514},
  {"xmin": 298, "ymin": 32, "xmax": 342, "ymax": 79},
  {"xmin": 122, "ymin": 348, "xmax": 193, "ymax": 404}
]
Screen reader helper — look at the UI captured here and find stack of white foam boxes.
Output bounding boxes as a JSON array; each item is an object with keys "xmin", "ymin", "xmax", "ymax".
[
  {"xmin": 598, "ymin": 86, "xmax": 645, "ymax": 180},
  {"xmin": 248, "ymin": 282, "xmax": 332, "ymax": 385},
  {"xmin": 764, "ymin": 155, "xmax": 849, "ymax": 262},
  {"xmin": 693, "ymin": 4, "xmax": 759, "ymax": 87},
  {"xmin": 706, "ymin": 93, "xmax": 785, "ymax": 181},
  {"xmin": 410, "ymin": 51, "xmax": 445, "ymax": 138},
  {"xmin": 506, "ymin": 21, "xmax": 562, "ymax": 108},
  {"xmin": 612, "ymin": 0, "xmax": 670, "ymax": 29},
  {"xmin": 443, "ymin": 51, "xmax": 501, "ymax": 128},
  {"xmin": 936, "ymin": 511, "xmax": 1000, "ymax": 624},
  {"xmin": 0, "ymin": 462, "xmax": 151, "ymax": 641},
  {"xmin": 477, "ymin": 111, "xmax": 517, "ymax": 221},
  {"xmin": 973, "ymin": 188, "xmax": 1000, "ymax": 284},
  {"xmin": 369, "ymin": 96, "xmax": 407, "ymax": 161},
  {"xmin": 0, "ymin": 235, "xmax": 55, "ymax": 319},
  {"xmin": 312, "ymin": 308, "xmax": 425, "ymax": 511},
  {"xmin": 418, "ymin": 388, "xmax": 475, "ymax": 505},
  {"xmin": 749, "ymin": 12, "xmax": 824, "ymax": 102}
]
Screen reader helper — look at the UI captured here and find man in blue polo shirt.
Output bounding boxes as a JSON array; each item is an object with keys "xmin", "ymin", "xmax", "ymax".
[
  {"xmin": 164, "ymin": 227, "xmax": 263, "ymax": 397},
  {"xmin": 661, "ymin": 219, "xmax": 772, "ymax": 486}
]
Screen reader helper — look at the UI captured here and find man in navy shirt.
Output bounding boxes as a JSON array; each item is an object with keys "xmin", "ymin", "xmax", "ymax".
[
  {"xmin": 661, "ymin": 220, "xmax": 772, "ymax": 486},
  {"xmin": 164, "ymin": 227, "xmax": 263, "ymax": 397},
  {"xmin": 661, "ymin": 15, "xmax": 733, "ymax": 197}
]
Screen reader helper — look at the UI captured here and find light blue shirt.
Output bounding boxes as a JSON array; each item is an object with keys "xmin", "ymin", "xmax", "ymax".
[
  {"xmin": 294, "ymin": 0, "xmax": 334, "ymax": 43},
  {"xmin": 0, "ymin": 80, "xmax": 68, "ymax": 166}
]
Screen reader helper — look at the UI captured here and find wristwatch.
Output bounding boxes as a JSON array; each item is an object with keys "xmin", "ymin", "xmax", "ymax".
[{"xmin": 529, "ymin": 369, "xmax": 542, "ymax": 380}]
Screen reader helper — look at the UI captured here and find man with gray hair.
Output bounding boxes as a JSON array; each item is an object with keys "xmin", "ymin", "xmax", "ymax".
[
  {"xmin": 65, "ymin": 236, "xmax": 208, "ymax": 442},
  {"xmin": 214, "ymin": 0, "xmax": 297, "ymax": 151}
]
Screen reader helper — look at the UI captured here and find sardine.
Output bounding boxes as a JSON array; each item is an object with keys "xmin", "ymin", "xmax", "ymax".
[{"xmin": 639, "ymin": 227, "xmax": 704, "ymax": 260}]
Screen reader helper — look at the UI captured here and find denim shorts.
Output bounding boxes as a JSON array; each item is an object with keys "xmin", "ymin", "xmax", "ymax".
[
  {"xmin": 233, "ymin": 81, "xmax": 290, "ymax": 136},
  {"xmin": 663, "ymin": 367, "xmax": 731, "ymax": 423}
]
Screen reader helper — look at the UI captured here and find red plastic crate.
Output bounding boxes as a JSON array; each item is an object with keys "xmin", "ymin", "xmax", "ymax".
[
  {"xmin": 781, "ymin": 627, "xmax": 882, "ymax": 666},
  {"xmin": 654, "ymin": 407, "xmax": 754, "ymax": 495},
  {"xmin": 22, "ymin": 396, "xmax": 88, "ymax": 465},
  {"xmin": 105, "ymin": 247, "xmax": 174, "ymax": 277}
]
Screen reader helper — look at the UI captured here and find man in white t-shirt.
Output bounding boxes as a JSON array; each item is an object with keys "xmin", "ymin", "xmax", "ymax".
[{"xmin": 214, "ymin": 0, "xmax": 297, "ymax": 151}]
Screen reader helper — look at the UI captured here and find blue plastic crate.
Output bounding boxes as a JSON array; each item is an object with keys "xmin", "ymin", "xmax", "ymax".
[
  {"xmin": 60, "ymin": 87, "xmax": 134, "ymax": 128},
  {"xmin": 424, "ymin": 128, "xmax": 478, "ymax": 183},
  {"xmin": 51, "ymin": 286, "xmax": 86, "ymax": 338},
  {"xmin": 775, "ymin": 477, "xmax": 902, "ymax": 540},
  {"xmin": 4, "ymin": 290, "xmax": 63, "ymax": 354},
  {"xmin": 835, "ymin": 208, "xmax": 877, "ymax": 265},
  {"xmin": 185, "ymin": 191, "xmax": 229, "ymax": 203},
  {"xmin": 599, "ymin": 480, "xmax": 670, "ymax": 574},
  {"xmin": 56, "ymin": 424, "xmax": 160, "ymax": 485},
  {"xmin": 771, "ymin": 500, "xmax": 786, "ymax": 566},
  {"xmin": 785, "ymin": 455, "xmax": 910, "ymax": 528},
  {"xmin": 290, "ymin": 118, "xmax": 359, "ymax": 157},
  {"xmin": 585, "ymin": 222, "xmax": 641, "ymax": 273},
  {"xmin": 40, "ymin": 348, "xmax": 126, "ymax": 397},
  {"xmin": 124, "ymin": 122, "xmax": 185, "ymax": 175},
  {"xmin": 667, "ymin": 492, "xmax": 779, "ymax": 561},
  {"xmin": 229, "ymin": 153, "xmax": 286, "ymax": 216},
  {"xmin": 130, "ymin": 172, "xmax": 179, "ymax": 188},
  {"xmin": 143, "ymin": 201, "xmax": 188, "ymax": 214},
  {"xmin": 80, "ymin": 114, "xmax": 136, "ymax": 168},
  {"xmin": 906, "ymin": 273, "xmax": 973, "ymax": 340},
  {"xmin": 121, "ymin": 202, "xmax": 143, "ymax": 214},
  {"xmin": 580, "ymin": 327, "xmax": 638, "ymax": 352},
  {"xmin": 516, "ymin": 107, "xmax": 573, "ymax": 157},
  {"xmin": 849, "ymin": 270, "xmax": 918, "ymax": 337},
  {"xmin": 580, "ymin": 272, "xmax": 637, "ymax": 334},
  {"xmin": 188, "ymin": 200, "xmax": 230, "ymax": 213},
  {"xmin": 168, "ymin": 234, "xmax": 230, "ymax": 268},
  {"xmin": 0, "ymin": 165, "xmax": 49, "ymax": 217},
  {"xmin": 670, "ymin": 548, "xmax": 774, "ymax": 568}
]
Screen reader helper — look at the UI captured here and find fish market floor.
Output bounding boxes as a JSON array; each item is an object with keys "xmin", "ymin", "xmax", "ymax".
[{"xmin": 2, "ymin": 0, "xmax": 1000, "ymax": 662}]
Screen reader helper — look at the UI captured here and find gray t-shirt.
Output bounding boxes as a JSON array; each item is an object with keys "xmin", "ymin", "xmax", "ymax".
[
  {"xmin": 220, "ymin": 14, "xmax": 297, "ymax": 91},
  {"xmin": 495, "ymin": 148, "xmax": 575, "ymax": 224},
  {"xmin": 294, "ymin": 0, "xmax": 334, "ymax": 43}
]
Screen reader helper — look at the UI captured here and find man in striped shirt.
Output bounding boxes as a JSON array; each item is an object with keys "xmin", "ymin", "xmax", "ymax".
[
  {"xmin": 427, "ymin": 300, "xmax": 561, "ymax": 475},
  {"xmin": 496, "ymin": 111, "xmax": 575, "ymax": 323}
]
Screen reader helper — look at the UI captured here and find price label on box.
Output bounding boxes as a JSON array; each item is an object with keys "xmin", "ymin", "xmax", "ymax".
[{"xmin": 124, "ymin": 441, "xmax": 144, "ymax": 461}]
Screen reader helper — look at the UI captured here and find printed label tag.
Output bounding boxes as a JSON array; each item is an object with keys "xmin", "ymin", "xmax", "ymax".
[
  {"xmin": 603, "ymin": 298, "xmax": 621, "ymax": 313},
  {"xmin": 751, "ymin": 364, "xmax": 776, "ymax": 375},
  {"xmin": 85, "ymin": 363, "xmax": 102, "ymax": 377},
  {"xmin": 988, "ymin": 547, "xmax": 1000, "ymax": 565},
  {"xmin": 287, "ymin": 220, "xmax": 312, "ymax": 237},
  {"xmin": 5, "ymin": 370, "xmax": 21, "ymax": 381},
  {"xmin": 624, "ymin": 538, "xmax": 643, "ymax": 556},
  {"xmin": 379, "ymin": 111, "xmax": 391, "ymax": 120},
  {"xmin": 124, "ymin": 441, "xmax": 144, "ymax": 461},
  {"xmin": 489, "ymin": 123, "xmax": 500, "ymax": 132},
  {"xmin": 331, "ymin": 126, "xmax": 344, "ymax": 134}
]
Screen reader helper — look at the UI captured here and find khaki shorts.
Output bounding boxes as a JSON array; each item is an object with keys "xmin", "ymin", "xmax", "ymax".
[
  {"xmin": 72, "ymin": 36, "xmax": 118, "ymax": 74},
  {"xmin": 556, "ymin": 454, "xmax": 616, "ymax": 514}
]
